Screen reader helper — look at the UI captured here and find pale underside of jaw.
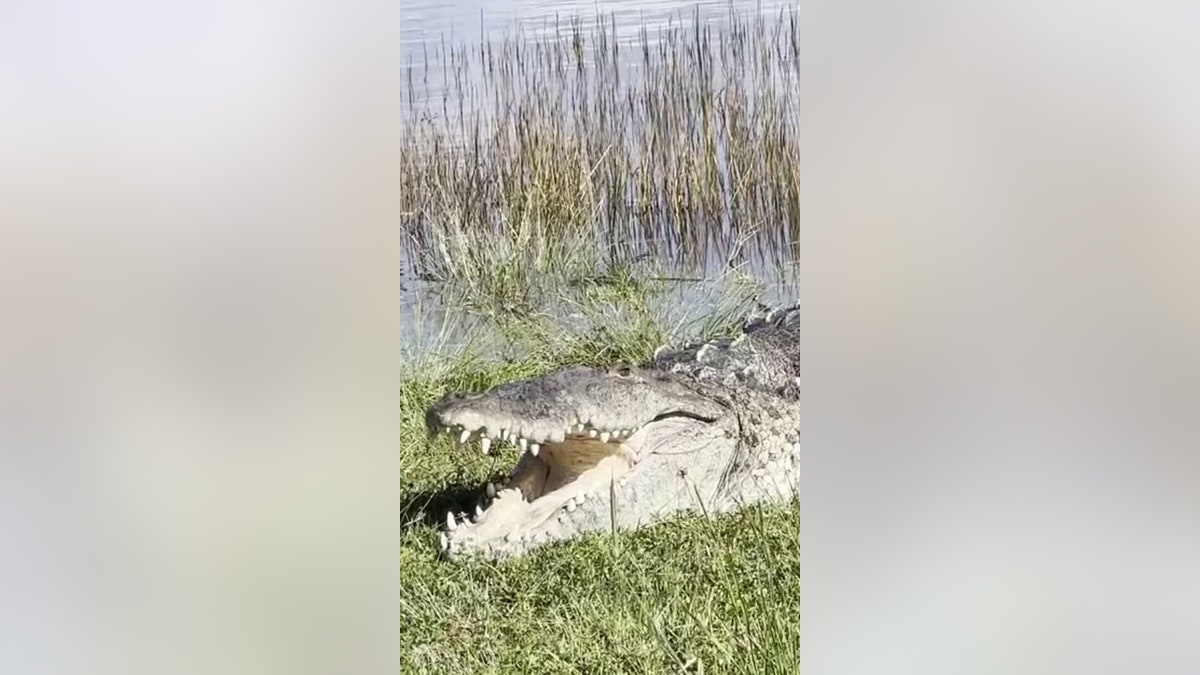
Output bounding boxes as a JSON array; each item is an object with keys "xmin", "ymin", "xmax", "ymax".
[{"xmin": 430, "ymin": 417, "xmax": 653, "ymax": 553}]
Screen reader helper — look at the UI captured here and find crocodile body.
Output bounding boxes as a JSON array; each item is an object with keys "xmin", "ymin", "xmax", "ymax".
[{"xmin": 425, "ymin": 304, "xmax": 800, "ymax": 558}]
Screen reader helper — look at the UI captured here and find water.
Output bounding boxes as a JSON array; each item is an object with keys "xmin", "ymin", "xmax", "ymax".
[
  {"xmin": 402, "ymin": 0, "xmax": 794, "ymax": 58},
  {"xmin": 401, "ymin": 0, "xmax": 799, "ymax": 363}
]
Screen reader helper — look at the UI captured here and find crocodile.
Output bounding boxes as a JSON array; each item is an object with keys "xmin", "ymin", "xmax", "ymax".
[{"xmin": 425, "ymin": 304, "xmax": 800, "ymax": 558}]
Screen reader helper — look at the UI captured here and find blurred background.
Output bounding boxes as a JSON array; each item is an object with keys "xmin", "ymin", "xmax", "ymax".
[
  {"xmin": 0, "ymin": 3, "xmax": 399, "ymax": 674},
  {"xmin": 802, "ymin": 2, "xmax": 1200, "ymax": 673}
]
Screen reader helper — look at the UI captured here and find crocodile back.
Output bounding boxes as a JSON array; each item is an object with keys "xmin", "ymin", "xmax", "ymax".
[{"xmin": 647, "ymin": 304, "xmax": 800, "ymax": 397}]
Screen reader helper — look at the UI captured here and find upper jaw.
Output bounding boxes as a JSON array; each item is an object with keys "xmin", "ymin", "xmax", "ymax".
[
  {"xmin": 424, "ymin": 366, "xmax": 728, "ymax": 451},
  {"xmin": 427, "ymin": 405, "xmax": 647, "ymax": 459},
  {"xmin": 425, "ymin": 395, "xmax": 653, "ymax": 454}
]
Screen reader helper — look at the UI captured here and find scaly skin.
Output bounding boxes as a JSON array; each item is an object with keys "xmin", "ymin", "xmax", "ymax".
[{"xmin": 425, "ymin": 305, "xmax": 800, "ymax": 559}]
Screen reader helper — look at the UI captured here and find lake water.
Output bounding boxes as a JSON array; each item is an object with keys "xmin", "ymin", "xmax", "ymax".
[
  {"xmin": 401, "ymin": 0, "xmax": 799, "ymax": 364},
  {"xmin": 402, "ymin": 0, "xmax": 796, "ymax": 58}
]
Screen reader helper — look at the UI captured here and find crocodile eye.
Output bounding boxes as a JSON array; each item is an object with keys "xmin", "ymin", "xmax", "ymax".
[{"xmin": 613, "ymin": 365, "xmax": 633, "ymax": 377}]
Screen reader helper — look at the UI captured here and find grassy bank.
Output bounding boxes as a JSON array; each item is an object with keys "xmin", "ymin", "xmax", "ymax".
[{"xmin": 400, "ymin": 309, "xmax": 800, "ymax": 674}]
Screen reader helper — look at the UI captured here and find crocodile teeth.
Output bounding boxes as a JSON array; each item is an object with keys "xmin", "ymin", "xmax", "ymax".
[
  {"xmin": 599, "ymin": 431, "xmax": 611, "ymax": 442},
  {"xmin": 439, "ymin": 532, "xmax": 448, "ymax": 550},
  {"xmin": 529, "ymin": 443, "xmax": 540, "ymax": 456},
  {"xmin": 459, "ymin": 429, "xmax": 472, "ymax": 444},
  {"xmin": 496, "ymin": 487, "xmax": 522, "ymax": 501},
  {"xmin": 549, "ymin": 429, "xmax": 565, "ymax": 443},
  {"xmin": 474, "ymin": 504, "xmax": 484, "ymax": 518},
  {"xmin": 566, "ymin": 499, "xmax": 577, "ymax": 512},
  {"xmin": 588, "ymin": 428, "xmax": 598, "ymax": 438},
  {"xmin": 518, "ymin": 437, "xmax": 528, "ymax": 451},
  {"xmin": 480, "ymin": 437, "xmax": 492, "ymax": 454},
  {"xmin": 445, "ymin": 511, "xmax": 456, "ymax": 531},
  {"xmin": 486, "ymin": 482, "xmax": 497, "ymax": 498}
]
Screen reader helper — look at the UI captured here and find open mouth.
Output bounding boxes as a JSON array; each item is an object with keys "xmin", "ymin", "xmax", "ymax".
[
  {"xmin": 422, "ymin": 364, "xmax": 734, "ymax": 554},
  {"xmin": 428, "ymin": 418, "xmax": 649, "ymax": 552}
]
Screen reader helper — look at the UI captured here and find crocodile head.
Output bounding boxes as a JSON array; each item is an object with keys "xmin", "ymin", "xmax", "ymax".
[{"xmin": 424, "ymin": 365, "xmax": 742, "ymax": 557}]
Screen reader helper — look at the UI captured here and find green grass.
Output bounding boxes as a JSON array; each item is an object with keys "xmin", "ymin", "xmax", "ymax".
[{"xmin": 401, "ymin": 311, "xmax": 799, "ymax": 674}]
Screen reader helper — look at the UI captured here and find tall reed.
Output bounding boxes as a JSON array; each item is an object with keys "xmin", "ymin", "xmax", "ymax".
[{"xmin": 401, "ymin": 6, "xmax": 799, "ymax": 302}]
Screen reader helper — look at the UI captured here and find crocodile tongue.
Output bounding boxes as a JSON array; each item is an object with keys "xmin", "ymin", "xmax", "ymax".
[{"xmin": 507, "ymin": 435, "xmax": 636, "ymax": 499}]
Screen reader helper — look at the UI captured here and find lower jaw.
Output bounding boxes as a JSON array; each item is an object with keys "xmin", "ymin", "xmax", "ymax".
[{"xmin": 452, "ymin": 453, "xmax": 633, "ymax": 546}]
